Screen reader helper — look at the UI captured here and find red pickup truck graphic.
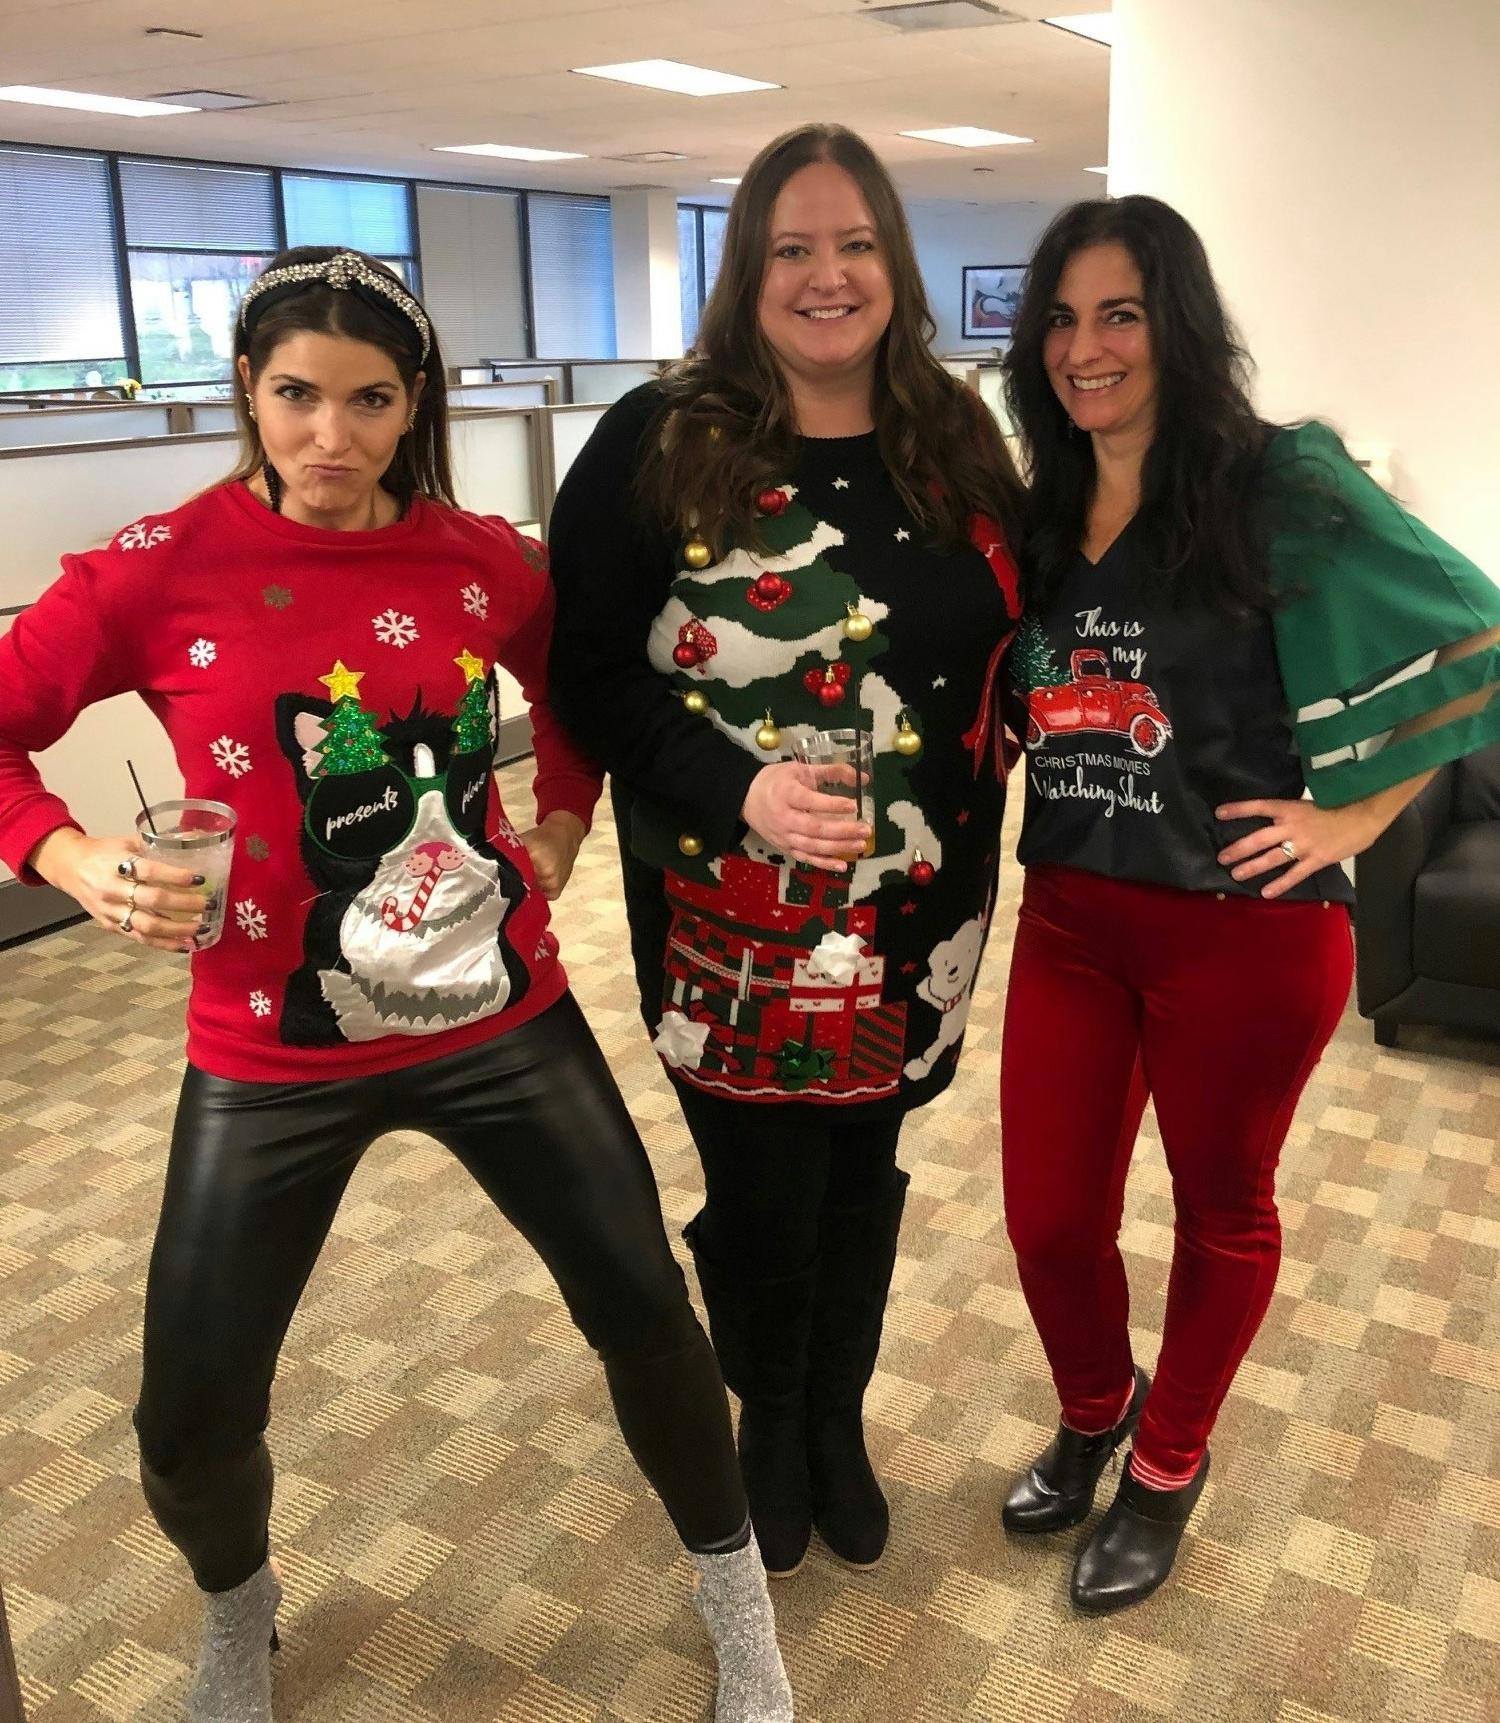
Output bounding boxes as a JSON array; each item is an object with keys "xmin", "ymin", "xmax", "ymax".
[{"xmin": 1026, "ymin": 648, "xmax": 1172, "ymax": 757}]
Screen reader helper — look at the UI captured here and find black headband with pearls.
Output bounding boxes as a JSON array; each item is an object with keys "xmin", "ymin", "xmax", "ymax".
[{"xmin": 238, "ymin": 251, "xmax": 432, "ymax": 361}]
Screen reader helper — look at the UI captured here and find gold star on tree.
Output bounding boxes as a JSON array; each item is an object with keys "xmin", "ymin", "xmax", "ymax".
[
  {"xmin": 318, "ymin": 659, "xmax": 365, "ymax": 701},
  {"xmin": 454, "ymin": 648, "xmax": 486, "ymax": 684}
]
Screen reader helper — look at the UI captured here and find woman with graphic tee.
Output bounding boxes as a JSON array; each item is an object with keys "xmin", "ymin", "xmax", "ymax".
[
  {"xmin": 997, "ymin": 197, "xmax": 1500, "ymax": 1614},
  {"xmin": 548, "ymin": 126, "xmax": 1025, "ymax": 1579},
  {"xmin": 0, "ymin": 249, "xmax": 794, "ymax": 1723}
]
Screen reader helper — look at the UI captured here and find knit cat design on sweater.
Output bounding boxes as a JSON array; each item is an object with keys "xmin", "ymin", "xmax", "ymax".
[{"xmin": 274, "ymin": 666, "xmax": 531, "ymax": 1046}]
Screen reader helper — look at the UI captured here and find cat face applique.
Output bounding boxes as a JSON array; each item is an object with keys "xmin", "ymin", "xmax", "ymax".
[{"xmin": 274, "ymin": 656, "xmax": 530, "ymax": 1046}]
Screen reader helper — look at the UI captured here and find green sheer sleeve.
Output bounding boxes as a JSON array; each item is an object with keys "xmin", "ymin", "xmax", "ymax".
[{"xmin": 1267, "ymin": 422, "xmax": 1500, "ymax": 807}]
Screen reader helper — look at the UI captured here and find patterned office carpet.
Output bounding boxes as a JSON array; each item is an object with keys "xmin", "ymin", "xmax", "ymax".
[{"xmin": 1, "ymin": 763, "xmax": 1496, "ymax": 1723}]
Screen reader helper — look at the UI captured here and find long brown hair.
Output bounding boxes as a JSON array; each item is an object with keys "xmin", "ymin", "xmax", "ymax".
[
  {"xmin": 225, "ymin": 245, "xmax": 458, "ymax": 509},
  {"xmin": 639, "ymin": 124, "xmax": 1023, "ymax": 552}
]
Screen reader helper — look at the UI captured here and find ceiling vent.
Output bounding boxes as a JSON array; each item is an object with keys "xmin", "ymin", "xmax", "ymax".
[
  {"xmin": 608, "ymin": 150, "xmax": 691, "ymax": 164},
  {"xmin": 863, "ymin": 1, "xmax": 1025, "ymax": 31},
  {"xmin": 151, "ymin": 89, "xmax": 273, "ymax": 110}
]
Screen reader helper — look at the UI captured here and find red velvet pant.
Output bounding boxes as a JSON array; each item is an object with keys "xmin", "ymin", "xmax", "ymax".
[{"xmin": 1000, "ymin": 866, "xmax": 1353, "ymax": 1485}]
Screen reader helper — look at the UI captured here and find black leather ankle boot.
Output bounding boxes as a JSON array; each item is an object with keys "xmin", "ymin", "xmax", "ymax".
[
  {"xmin": 1070, "ymin": 1450, "xmax": 1210, "ymax": 1614},
  {"xmin": 1001, "ymin": 1367, "xmax": 1150, "ymax": 1535}
]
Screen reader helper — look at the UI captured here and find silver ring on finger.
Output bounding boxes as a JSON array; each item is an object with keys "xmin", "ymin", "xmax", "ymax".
[
  {"xmin": 118, "ymin": 907, "xmax": 135, "ymax": 934},
  {"xmin": 1279, "ymin": 839, "xmax": 1298, "ymax": 861},
  {"xmin": 116, "ymin": 856, "xmax": 137, "ymax": 880},
  {"xmin": 126, "ymin": 879, "xmax": 139, "ymax": 909}
]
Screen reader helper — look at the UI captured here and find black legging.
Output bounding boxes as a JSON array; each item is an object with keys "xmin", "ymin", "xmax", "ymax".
[
  {"xmin": 133, "ymin": 994, "xmax": 746, "ymax": 1592},
  {"xmin": 673, "ymin": 1081, "xmax": 905, "ymax": 1273}
]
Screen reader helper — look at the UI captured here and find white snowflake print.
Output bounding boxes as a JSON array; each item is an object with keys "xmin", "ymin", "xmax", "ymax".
[
  {"xmin": 372, "ymin": 608, "xmax": 419, "ymax": 648},
  {"xmin": 116, "ymin": 521, "xmax": 172, "ymax": 552},
  {"xmin": 894, "ymin": 527, "xmax": 911, "ymax": 543},
  {"xmin": 235, "ymin": 898, "xmax": 268, "ymax": 941},
  {"xmin": 248, "ymin": 990, "xmax": 273, "ymax": 1019},
  {"xmin": 460, "ymin": 582, "xmax": 490, "ymax": 620},
  {"xmin": 188, "ymin": 638, "xmax": 217, "ymax": 669},
  {"xmin": 832, "ymin": 476, "xmax": 850, "ymax": 490},
  {"xmin": 210, "ymin": 735, "xmax": 252, "ymax": 779},
  {"xmin": 932, "ymin": 674, "xmax": 948, "ymax": 690}
]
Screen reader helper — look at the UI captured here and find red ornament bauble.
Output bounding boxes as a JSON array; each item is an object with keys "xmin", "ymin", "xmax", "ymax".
[
  {"xmin": 756, "ymin": 488, "xmax": 788, "ymax": 516},
  {"xmin": 673, "ymin": 642, "xmax": 700, "ymax": 669},
  {"xmin": 817, "ymin": 678, "xmax": 846, "ymax": 709},
  {"xmin": 754, "ymin": 571, "xmax": 786, "ymax": 602},
  {"xmin": 909, "ymin": 857, "xmax": 936, "ymax": 887}
]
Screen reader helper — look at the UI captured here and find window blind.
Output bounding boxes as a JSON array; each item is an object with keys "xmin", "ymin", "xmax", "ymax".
[
  {"xmin": 119, "ymin": 157, "xmax": 278, "ymax": 251},
  {"xmin": 0, "ymin": 146, "xmax": 125, "ymax": 366},
  {"xmin": 527, "ymin": 194, "xmax": 616, "ymax": 359},
  {"xmin": 284, "ymin": 174, "xmax": 412, "ymax": 258}
]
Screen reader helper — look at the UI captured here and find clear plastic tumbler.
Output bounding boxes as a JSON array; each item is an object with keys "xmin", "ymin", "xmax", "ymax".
[{"xmin": 135, "ymin": 798, "xmax": 237, "ymax": 949}]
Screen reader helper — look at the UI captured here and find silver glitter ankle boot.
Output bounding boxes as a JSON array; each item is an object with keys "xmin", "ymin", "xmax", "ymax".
[
  {"xmin": 186, "ymin": 1559, "xmax": 281, "ymax": 1723},
  {"xmin": 691, "ymin": 1532, "xmax": 795, "ymax": 1722}
]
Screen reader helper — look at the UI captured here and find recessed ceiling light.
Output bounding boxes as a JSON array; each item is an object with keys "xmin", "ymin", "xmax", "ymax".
[
  {"xmin": 0, "ymin": 84, "xmax": 201, "ymax": 117},
  {"xmin": 434, "ymin": 143, "xmax": 587, "ymax": 163},
  {"xmin": 572, "ymin": 60, "xmax": 780, "ymax": 98},
  {"xmin": 899, "ymin": 126, "xmax": 1033, "ymax": 148},
  {"xmin": 1085, "ymin": 164, "xmax": 1108, "ymax": 175},
  {"xmin": 710, "ymin": 176, "xmax": 743, "ymax": 186},
  {"xmin": 1042, "ymin": 12, "xmax": 1115, "ymax": 46},
  {"xmin": 608, "ymin": 150, "xmax": 690, "ymax": 164},
  {"xmin": 865, "ymin": 1, "xmax": 1024, "ymax": 30}
]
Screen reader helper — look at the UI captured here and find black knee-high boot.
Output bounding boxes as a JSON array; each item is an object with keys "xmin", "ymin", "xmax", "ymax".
[
  {"xmin": 806, "ymin": 1168, "xmax": 909, "ymax": 1567},
  {"xmin": 684, "ymin": 1213, "xmax": 817, "ymax": 1578}
]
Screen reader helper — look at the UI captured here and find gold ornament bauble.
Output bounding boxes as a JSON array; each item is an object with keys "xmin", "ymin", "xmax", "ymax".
[
  {"xmin": 893, "ymin": 714, "xmax": 923, "ymax": 758},
  {"xmin": 755, "ymin": 710, "xmax": 782, "ymax": 752},
  {"xmin": 683, "ymin": 688, "xmax": 710, "ymax": 716},
  {"xmin": 683, "ymin": 538, "xmax": 713, "ymax": 570},
  {"xmin": 843, "ymin": 603, "xmax": 873, "ymax": 643},
  {"xmin": 678, "ymin": 832, "xmax": 705, "ymax": 857}
]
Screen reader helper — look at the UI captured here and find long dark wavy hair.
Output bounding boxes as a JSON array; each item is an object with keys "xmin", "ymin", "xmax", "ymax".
[
  {"xmin": 1004, "ymin": 196, "xmax": 1303, "ymax": 614},
  {"xmin": 226, "ymin": 245, "xmax": 458, "ymax": 509},
  {"xmin": 639, "ymin": 123, "xmax": 1024, "ymax": 552}
]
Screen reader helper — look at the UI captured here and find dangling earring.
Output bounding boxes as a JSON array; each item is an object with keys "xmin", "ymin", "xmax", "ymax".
[
  {"xmin": 404, "ymin": 409, "xmax": 417, "ymax": 434},
  {"xmin": 246, "ymin": 396, "xmax": 257, "ymax": 422}
]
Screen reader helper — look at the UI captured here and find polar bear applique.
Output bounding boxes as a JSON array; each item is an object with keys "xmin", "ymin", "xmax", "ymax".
[{"xmin": 903, "ymin": 914, "xmax": 986, "ymax": 1081}]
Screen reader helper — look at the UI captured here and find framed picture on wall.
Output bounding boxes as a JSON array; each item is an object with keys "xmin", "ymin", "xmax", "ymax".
[{"xmin": 962, "ymin": 264, "xmax": 1026, "ymax": 339}]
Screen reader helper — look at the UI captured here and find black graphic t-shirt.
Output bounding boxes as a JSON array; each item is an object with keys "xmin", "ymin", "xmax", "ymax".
[{"xmin": 1014, "ymin": 523, "xmax": 1352, "ymax": 904}]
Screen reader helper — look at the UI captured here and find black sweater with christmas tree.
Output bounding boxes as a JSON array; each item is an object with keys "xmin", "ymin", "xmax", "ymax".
[{"xmin": 548, "ymin": 383, "xmax": 1022, "ymax": 1111}]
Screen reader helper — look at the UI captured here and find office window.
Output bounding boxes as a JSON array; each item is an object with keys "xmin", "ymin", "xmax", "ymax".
[
  {"xmin": 0, "ymin": 146, "xmax": 128, "ymax": 391},
  {"xmin": 527, "ymin": 194, "xmax": 616, "ymax": 359},
  {"xmin": 284, "ymin": 173, "xmax": 415, "ymax": 284},
  {"xmin": 120, "ymin": 158, "xmax": 279, "ymax": 385},
  {"xmin": 678, "ymin": 204, "xmax": 730, "ymax": 353}
]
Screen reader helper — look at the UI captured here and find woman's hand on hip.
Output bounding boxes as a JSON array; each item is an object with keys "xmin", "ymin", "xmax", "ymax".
[
  {"xmin": 742, "ymin": 762, "xmax": 870, "ymax": 873},
  {"xmin": 26, "ymin": 828, "xmax": 209, "ymax": 951},
  {"xmin": 521, "ymin": 811, "xmax": 586, "ymax": 900},
  {"xmin": 1215, "ymin": 797, "xmax": 1383, "ymax": 900}
]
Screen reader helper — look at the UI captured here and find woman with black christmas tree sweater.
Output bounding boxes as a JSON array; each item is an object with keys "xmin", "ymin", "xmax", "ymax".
[
  {"xmin": 548, "ymin": 124, "xmax": 1025, "ymax": 1579},
  {"xmin": 0, "ymin": 249, "xmax": 795, "ymax": 1723},
  {"xmin": 996, "ymin": 197, "xmax": 1500, "ymax": 1618}
]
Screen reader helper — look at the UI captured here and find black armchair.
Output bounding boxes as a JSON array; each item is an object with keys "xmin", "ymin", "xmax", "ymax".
[{"xmin": 1354, "ymin": 741, "xmax": 1500, "ymax": 1046}]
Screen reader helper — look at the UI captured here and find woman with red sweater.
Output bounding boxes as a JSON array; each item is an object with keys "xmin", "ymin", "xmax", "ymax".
[{"xmin": 0, "ymin": 249, "xmax": 792, "ymax": 1723}]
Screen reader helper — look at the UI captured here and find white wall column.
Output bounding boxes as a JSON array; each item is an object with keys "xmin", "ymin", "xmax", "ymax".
[
  {"xmin": 611, "ymin": 188, "xmax": 684, "ymax": 360},
  {"xmin": 1110, "ymin": 0, "xmax": 1500, "ymax": 569}
]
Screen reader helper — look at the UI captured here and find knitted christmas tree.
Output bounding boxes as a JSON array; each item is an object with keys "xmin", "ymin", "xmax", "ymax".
[{"xmin": 660, "ymin": 485, "xmax": 931, "ymax": 885}]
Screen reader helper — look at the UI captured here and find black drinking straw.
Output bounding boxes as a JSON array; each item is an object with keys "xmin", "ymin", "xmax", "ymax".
[{"xmin": 126, "ymin": 759, "xmax": 157, "ymax": 835}]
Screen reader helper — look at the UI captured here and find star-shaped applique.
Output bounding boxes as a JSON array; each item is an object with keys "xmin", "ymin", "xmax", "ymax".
[
  {"xmin": 932, "ymin": 675, "xmax": 948, "ymax": 689},
  {"xmin": 318, "ymin": 659, "xmax": 364, "ymax": 701},
  {"xmin": 833, "ymin": 476, "xmax": 850, "ymax": 490},
  {"xmin": 957, "ymin": 810, "xmax": 971, "ymax": 826},
  {"xmin": 900, "ymin": 960, "xmax": 919, "ymax": 975},
  {"xmin": 894, "ymin": 528, "xmax": 911, "ymax": 542},
  {"xmin": 454, "ymin": 647, "xmax": 486, "ymax": 683},
  {"xmin": 900, "ymin": 900, "xmax": 918, "ymax": 915}
]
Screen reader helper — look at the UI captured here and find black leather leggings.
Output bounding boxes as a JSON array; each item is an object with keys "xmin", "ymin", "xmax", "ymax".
[{"xmin": 133, "ymin": 994, "xmax": 746, "ymax": 1591}]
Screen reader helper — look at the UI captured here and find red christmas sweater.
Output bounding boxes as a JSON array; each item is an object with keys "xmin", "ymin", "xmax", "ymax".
[{"xmin": 0, "ymin": 481, "xmax": 603, "ymax": 1083}]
